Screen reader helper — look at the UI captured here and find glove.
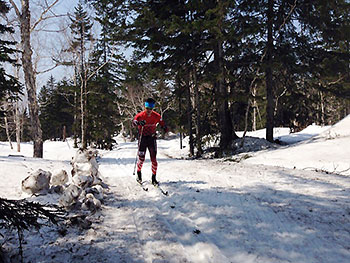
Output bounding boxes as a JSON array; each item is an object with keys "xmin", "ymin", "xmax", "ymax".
[{"xmin": 133, "ymin": 119, "xmax": 146, "ymax": 126}]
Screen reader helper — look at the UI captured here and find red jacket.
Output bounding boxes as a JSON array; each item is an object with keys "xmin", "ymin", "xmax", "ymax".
[{"xmin": 133, "ymin": 110, "xmax": 168, "ymax": 136}]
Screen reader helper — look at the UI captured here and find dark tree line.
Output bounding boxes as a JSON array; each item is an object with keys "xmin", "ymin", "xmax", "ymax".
[
  {"xmin": 2, "ymin": 0, "xmax": 350, "ymax": 155},
  {"xmin": 84, "ymin": 0, "xmax": 350, "ymax": 156}
]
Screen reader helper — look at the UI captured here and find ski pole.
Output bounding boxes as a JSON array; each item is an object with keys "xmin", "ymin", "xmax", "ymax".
[{"xmin": 133, "ymin": 125, "xmax": 144, "ymax": 176}]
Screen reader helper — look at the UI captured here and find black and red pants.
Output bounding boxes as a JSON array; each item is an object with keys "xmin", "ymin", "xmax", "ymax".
[{"xmin": 137, "ymin": 135, "xmax": 158, "ymax": 175}]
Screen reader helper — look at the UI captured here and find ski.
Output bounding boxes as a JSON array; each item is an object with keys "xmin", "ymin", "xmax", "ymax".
[
  {"xmin": 137, "ymin": 180, "xmax": 168, "ymax": 196},
  {"xmin": 153, "ymin": 184, "xmax": 169, "ymax": 196},
  {"xmin": 137, "ymin": 180, "xmax": 148, "ymax": 191}
]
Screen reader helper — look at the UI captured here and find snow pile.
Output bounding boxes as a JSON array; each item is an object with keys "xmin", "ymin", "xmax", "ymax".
[
  {"xmin": 61, "ymin": 148, "xmax": 106, "ymax": 211},
  {"xmin": 20, "ymin": 148, "xmax": 107, "ymax": 213},
  {"xmin": 276, "ymin": 124, "xmax": 330, "ymax": 144},
  {"xmin": 21, "ymin": 169, "xmax": 51, "ymax": 195},
  {"xmin": 231, "ymin": 136, "xmax": 279, "ymax": 154}
]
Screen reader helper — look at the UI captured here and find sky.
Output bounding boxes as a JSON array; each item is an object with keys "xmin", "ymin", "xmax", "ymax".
[
  {"xmin": 5, "ymin": 0, "xmax": 95, "ymax": 88},
  {"xmin": 1, "ymin": 116, "xmax": 350, "ymax": 262}
]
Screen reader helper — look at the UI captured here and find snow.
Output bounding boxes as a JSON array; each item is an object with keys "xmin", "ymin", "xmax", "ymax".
[{"xmin": 1, "ymin": 116, "xmax": 350, "ymax": 262}]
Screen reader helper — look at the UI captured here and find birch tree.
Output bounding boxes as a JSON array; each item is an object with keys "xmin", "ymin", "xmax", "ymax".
[{"xmin": 8, "ymin": 0, "xmax": 62, "ymax": 158}]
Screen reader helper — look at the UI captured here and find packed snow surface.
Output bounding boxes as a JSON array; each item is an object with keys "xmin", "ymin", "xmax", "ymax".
[{"xmin": 1, "ymin": 117, "xmax": 350, "ymax": 263}]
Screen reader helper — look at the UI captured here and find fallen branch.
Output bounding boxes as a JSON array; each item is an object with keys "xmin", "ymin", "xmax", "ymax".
[{"xmin": 0, "ymin": 198, "xmax": 65, "ymax": 262}]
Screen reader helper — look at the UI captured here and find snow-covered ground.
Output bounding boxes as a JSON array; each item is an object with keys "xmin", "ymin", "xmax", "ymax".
[{"xmin": 1, "ymin": 116, "xmax": 350, "ymax": 263}]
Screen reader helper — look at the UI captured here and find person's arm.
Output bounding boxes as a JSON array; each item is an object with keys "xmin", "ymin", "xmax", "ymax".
[
  {"xmin": 159, "ymin": 117, "xmax": 169, "ymax": 133},
  {"xmin": 132, "ymin": 113, "xmax": 146, "ymax": 127}
]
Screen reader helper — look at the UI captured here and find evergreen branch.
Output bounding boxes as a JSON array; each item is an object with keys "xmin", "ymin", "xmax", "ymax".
[
  {"xmin": 0, "ymin": 198, "xmax": 65, "ymax": 263},
  {"xmin": 0, "ymin": 197, "xmax": 65, "ymax": 231}
]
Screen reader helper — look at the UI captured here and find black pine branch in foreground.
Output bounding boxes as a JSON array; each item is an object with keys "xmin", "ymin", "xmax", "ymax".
[
  {"xmin": 0, "ymin": 197, "xmax": 66, "ymax": 262},
  {"xmin": 0, "ymin": 197, "xmax": 65, "ymax": 231}
]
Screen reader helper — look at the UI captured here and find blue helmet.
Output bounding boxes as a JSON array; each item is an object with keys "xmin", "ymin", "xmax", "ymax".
[{"xmin": 145, "ymin": 98, "xmax": 156, "ymax": 109}]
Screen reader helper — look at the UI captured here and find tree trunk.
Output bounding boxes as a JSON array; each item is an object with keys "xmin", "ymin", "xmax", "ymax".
[
  {"xmin": 193, "ymin": 66, "xmax": 202, "ymax": 157},
  {"xmin": 319, "ymin": 91, "xmax": 325, "ymax": 125},
  {"xmin": 15, "ymin": 102, "xmax": 21, "ymax": 152},
  {"xmin": 214, "ymin": 40, "xmax": 234, "ymax": 150},
  {"xmin": 265, "ymin": 0, "xmax": 274, "ymax": 143},
  {"xmin": 252, "ymin": 86, "xmax": 257, "ymax": 131},
  {"xmin": 73, "ymin": 90, "xmax": 78, "ymax": 148},
  {"xmin": 19, "ymin": 0, "xmax": 43, "ymax": 157},
  {"xmin": 186, "ymin": 78, "xmax": 194, "ymax": 157},
  {"xmin": 4, "ymin": 115, "xmax": 13, "ymax": 149},
  {"xmin": 14, "ymin": 57, "xmax": 21, "ymax": 152},
  {"xmin": 62, "ymin": 125, "xmax": 67, "ymax": 141},
  {"xmin": 80, "ymin": 24, "xmax": 88, "ymax": 149},
  {"xmin": 80, "ymin": 81, "xmax": 86, "ymax": 148},
  {"xmin": 178, "ymin": 83, "xmax": 183, "ymax": 150}
]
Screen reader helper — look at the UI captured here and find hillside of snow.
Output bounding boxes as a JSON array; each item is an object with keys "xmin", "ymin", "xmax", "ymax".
[
  {"xmin": 243, "ymin": 116, "xmax": 350, "ymax": 176},
  {"xmin": 0, "ymin": 116, "xmax": 350, "ymax": 263}
]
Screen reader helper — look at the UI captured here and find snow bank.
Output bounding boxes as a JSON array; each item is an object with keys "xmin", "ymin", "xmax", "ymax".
[
  {"xmin": 244, "ymin": 115, "xmax": 350, "ymax": 175},
  {"xmin": 316, "ymin": 114, "xmax": 350, "ymax": 139}
]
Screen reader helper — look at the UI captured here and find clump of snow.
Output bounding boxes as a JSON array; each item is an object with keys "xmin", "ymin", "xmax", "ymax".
[
  {"xmin": 21, "ymin": 169, "xmax": 51, "ymax": 195},
  {"xmin": 50, "ymin": 169, "xmax": 68, "ymax": 186},
  {"xmin": 58, "ymin": 184, "xmax": 82, "ymax": 208},
  {"xmin": 59, "ymin": 148, "xmax": 107, "ymax": 211}
]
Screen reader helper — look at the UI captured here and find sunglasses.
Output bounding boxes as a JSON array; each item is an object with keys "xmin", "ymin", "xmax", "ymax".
[{"xmin": 145, "ymin": 107, "xmax": 153, "ymax": 110}]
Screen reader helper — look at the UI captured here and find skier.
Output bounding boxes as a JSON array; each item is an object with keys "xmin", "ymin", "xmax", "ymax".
[{"xmin": 133, "ymin": 98, "xmax": 168, "ymax": 186}]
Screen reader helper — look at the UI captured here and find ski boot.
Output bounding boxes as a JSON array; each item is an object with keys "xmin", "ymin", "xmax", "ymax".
[
  {"xmin": 151, "ymin": 174, "xmax": 159, "ymax": 186},
  {"xmin": 136, "ymin": 171, "xmax": 142, "ymax": 184}
]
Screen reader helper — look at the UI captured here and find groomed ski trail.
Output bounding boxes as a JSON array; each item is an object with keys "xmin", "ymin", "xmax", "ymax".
[{"xmin": 97, "ymin": 139, "xmax": 350, "ymax": 263}]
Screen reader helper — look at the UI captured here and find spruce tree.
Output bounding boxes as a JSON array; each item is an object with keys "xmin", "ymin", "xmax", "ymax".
[
  {"xmin": 38, "ymin": 77, "xmax": 75, "ymax": 141},
  {"xmin": 86, "ymin": 39, "xmax": 120, "ymax": 150},
  {"xmin": 69, "ymin": 2, "xmax": 94, "ymax": 148},
  {"xmin": 0, "ymin": 0, "xmax": 21, "ymax": 115}
]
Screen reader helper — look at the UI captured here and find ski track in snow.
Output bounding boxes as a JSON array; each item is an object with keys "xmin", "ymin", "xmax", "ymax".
[{"xmin": 95, "ymin": 140, "xmax": 350, "ymax": 263}]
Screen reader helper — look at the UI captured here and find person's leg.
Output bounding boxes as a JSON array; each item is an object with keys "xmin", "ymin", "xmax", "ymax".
[
  {"xmin": 137, "ymin": 137, "xmax": 147, "ymax": 180},
  {"xmin": 148, "ymin": 137, "xmax": 158, "ymax": 185}
]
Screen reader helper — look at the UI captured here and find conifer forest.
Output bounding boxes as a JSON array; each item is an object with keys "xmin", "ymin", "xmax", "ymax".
[{"xmin": 1, "ymin": 0, "xmax": 350, "ymax": 157}]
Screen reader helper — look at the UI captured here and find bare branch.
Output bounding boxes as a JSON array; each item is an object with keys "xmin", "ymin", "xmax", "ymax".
[
  {"xmin": 8, "ymin": 0, "xmax": 21, "ymax": 17},
  {"xmin": 30, "ymin": 0, "xmax": 60, "ymax": 33},
  {"xmin": 326, "ymin": 75, "xmax": 345, "ymax": 86},
  {"xmin": 35, "ymin": 64, "xmax": 59, "ymax": 75},
  {"xmin": 86, "ymin": 61, "xmax": 109, "ymax": 81}
]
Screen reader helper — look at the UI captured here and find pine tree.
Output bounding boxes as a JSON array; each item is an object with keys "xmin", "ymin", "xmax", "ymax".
[
  {"xmin": 0, "ymin": 0, "xmax": 21, "ymax": 115},
  {"xmin": 85, "ymin": 39, "xmax": 120, "ymax": 150},
  {"xmin": 69, "ymin": 2, "xmax": 94, "ymax": 149},
  {"xmin": 38, "ymin": 76, "xmax": 75, "ymax": 141}
]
